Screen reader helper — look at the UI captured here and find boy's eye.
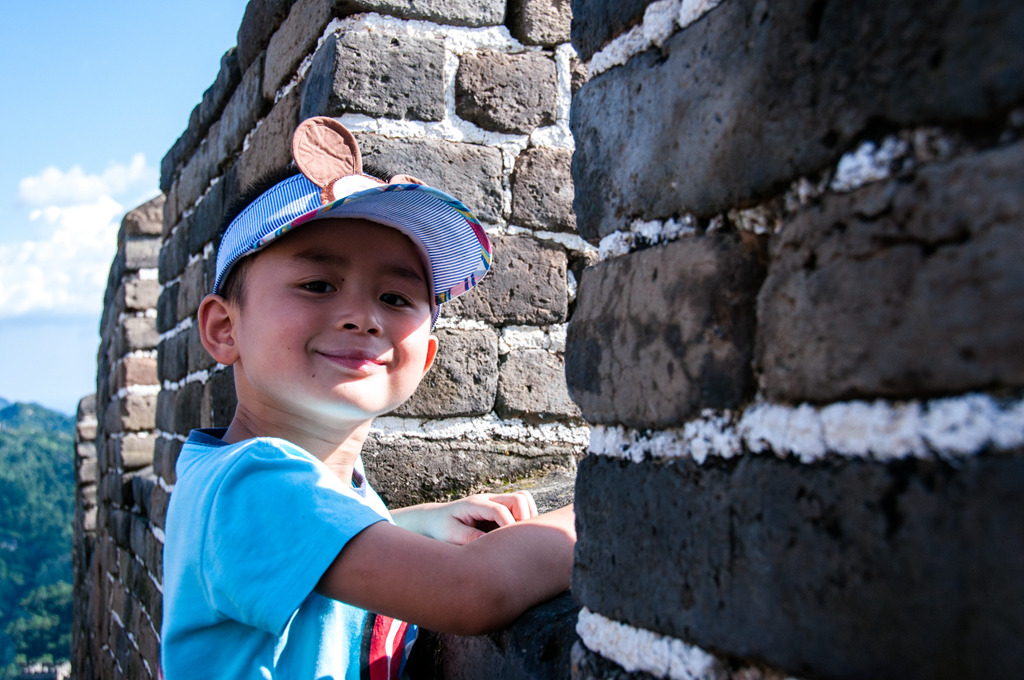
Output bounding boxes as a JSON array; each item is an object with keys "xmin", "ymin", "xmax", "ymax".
[
  {"xmin": 301, "ymin": 280, "xmax": 335, "ymax": 293},
  {"xmin": 380, "ymin": 293, "xmax": 411, "ymax": 307}
]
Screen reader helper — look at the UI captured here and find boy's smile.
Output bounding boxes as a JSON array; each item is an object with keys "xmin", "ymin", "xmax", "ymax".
[{"xmin": 203, "ymin": 218, "xmax": 438, "ymax": 435}]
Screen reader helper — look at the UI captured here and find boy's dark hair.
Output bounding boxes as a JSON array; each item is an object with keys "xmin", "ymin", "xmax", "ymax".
[{"xmin": 217, "ymin": 160, "xmax": 395, "ymax": 306}]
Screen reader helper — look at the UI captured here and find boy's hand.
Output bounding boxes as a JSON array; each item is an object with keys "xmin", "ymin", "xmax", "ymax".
[{"xmin": 392, "ymin": 491, "xmax": 538, "ymax": 545}]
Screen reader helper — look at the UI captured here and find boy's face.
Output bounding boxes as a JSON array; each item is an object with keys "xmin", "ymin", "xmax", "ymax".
[{"xmin": 226, "ymin": 218, "xmax": 437, "ymax": 424}]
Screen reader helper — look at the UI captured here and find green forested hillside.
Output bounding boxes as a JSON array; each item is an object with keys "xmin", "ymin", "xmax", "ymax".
[{"xmin": 0, "ymin": 401, "xmax": 75, "ymax": 676}]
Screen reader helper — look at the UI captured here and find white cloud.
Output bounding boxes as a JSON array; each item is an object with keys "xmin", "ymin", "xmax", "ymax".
[
  {"xmin": 0, "ymin": 196, "xmax": 124, "ymax": 317},
  {"xmin": 17, "ymin": 153, "xmax": 156, "ymax": 207}
]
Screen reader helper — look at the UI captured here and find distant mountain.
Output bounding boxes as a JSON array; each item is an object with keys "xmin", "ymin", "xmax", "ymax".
[
  {"xmin": 0, "ymin": 404, "xmax": 73, "ymax": 435},
  {"xmin": 0, "ymin": 398, "xmax": 8, "ymax": 409}
]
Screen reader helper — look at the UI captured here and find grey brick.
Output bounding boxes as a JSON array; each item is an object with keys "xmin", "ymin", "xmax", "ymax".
[
  {"xmin": 263, "ymin": 0, "xmax": 335, "ymax": 101},
  {"xmin": 123, "ymin": 237, "xmax": 160, "ymax": 270},
  {"xmin": 235, "ymin": 87, "xmax": 301, "ymax": 190},
  {"xmin": 155, "ymin": 389, "xmax": 177, "ymax": 435},
  {"xmin": 571, "ymin": 0, "xmax": 1024, "ymax": 242},
  {"xmin": 119, "ymin": 279, "xmax": 160, "ymax": 312},
  {"xmin": 122, "ymin": 317, "xmax": 159, "ymax": 352},
  {"xmin": 157, "ymin": 282, "xmax": 179, "ymax": 333},
  {"xmin": 391, "ymin": 328, "xmax": 498, "ymax": 418},
  {"xmin": 176, "ymin": 258, "xmax": 207, "ymax": 322},
  {"xmin": 510, "ymin": 147, "xmax": 575, "ymax": 232},
  {"xmin": 198, "ymin": 49, "xmax": 242, "ymax": 144},
  {"xmin": 497, "ymin": 349, "xmax": 579, "ymax": 421},
  {"xmin": 206, "ymin": 366, "xmax": 237, "ymax": 428},
  {"xmin": 216, "ymin": 52, "xmax": 269, "ymax": 165},
  {"xmin": 335, "ymin": 0, "xmax": 505, "ymax": 26},
  {"xmin": 570, "ymin": 0, "xmax": 655, "ymax": 61},
  {"xmin": 157, "ymin": 332, "xmax": 189, "ymax": 384},
  {"xmin": 175, "ymin": 381, "xmax": 204, "ymax": 435},
  {"xmin": 120, "ymin": 195, "xmax": 165, "ymax": 238},
  {"xmin": 237, "ymin": 0, "xmax": 297, "ymax": 73},
  {"xmin": 187, "ymin": 322, "xmax": 216, "ymax": 374},
  {"xmin": 302, "ymin": 31, "xmax": 444, "ymax": 123},
  {"xmin": 445, "ymin": 235, "xmax": 568, "ymax": 326},
  {"xmin": 566, "ymin": 233, "xmax": 765, "ymax": 429},
  {"xmin": 456, "ymin": 50, "xmax": 557, "ymax": 134},
  {"xmin": 507, "ymin": 0, "xmax": 571, "ymax": 46},
  {"xmin": 189, "ymin": 177, "xmax": 225, "ymax": 255},
  {"xmin": 153, "ymin": 437, "xmax": 183, "ymax": 485},
  {"xmin": 77, "ymin": 393, "xmax": 97, "ymax": 419},
  {"xmin": 158, "ymin": 216, "xmax": 189, "ymax": 284},
  {"xmin": 758, "ymin": 142, "xmax": 1024, "ymax": 402},
  {"xmin": 574, "ymin": 452, "xmax": 1024, "ymax": 680},
  {"xmin": 355, "ymin": 133, "xmax": 504, "ymax": 224}
]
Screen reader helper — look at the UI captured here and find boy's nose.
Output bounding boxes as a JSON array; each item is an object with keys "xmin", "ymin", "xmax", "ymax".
[{"xmin": 335, "ymin": 293, "xmax": 382, "ymax": 336}]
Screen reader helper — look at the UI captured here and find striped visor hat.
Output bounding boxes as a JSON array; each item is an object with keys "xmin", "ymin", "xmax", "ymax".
[{"xmin": 214, "ymin": 117, "xmax": 492, "ymax": 325}]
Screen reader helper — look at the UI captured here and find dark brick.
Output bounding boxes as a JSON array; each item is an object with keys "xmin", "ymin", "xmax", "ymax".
[
  {"xmin": 155, "ymin": 389, "xmax": 178, "ymax": 434},
  {"xmin": 157, "ymin": 283, "xmax": 179, "ymax": 333},
  {"xmin": 362, "ymin": 435, "xmax": 578, "ymax": 508},
  {"xmin": 131, "ymin": 472, "xmax": 155, "ymax": 518},
  {"xmin": 177, "ymin": 258, "xmax": 207, "ymax": 321},
  {"xmin": 175, "ymin": 381, "xmax": 204, "ymax": 435},
  {"xmin": 173, "ymin": 129, "xmax": 218, "ymax": 223},
  {"xmin": 237, "ymin": 0, "xmax": 297, "ymax": 73},
  {"xmin": 570, "ymin": 0, "xmax": 655, "ymax": 61},
  {"xmin": 391, "ymin": 328, "xmax": 499, "ymax": 417},
  {"xmin": 160, "ymin": 106, "xmax": 202, "ymax": 193},
  {"xmin": 573, "ymin": 451, "xmax": 1024, "ymax": 680},
  {"xmin": 301, "ymin": 31, "xmax": 445, "ymax": 122},
  {"xmin": 263, "ymin": 0, "xmax": 335, "ymax": 101},
  {"xmin": 566, "ymin": 233, "xmax": 765, "ymax": 429},
  {"xmin": 236, "ymin": 87, "xmax": 301, "ymax": 190},
  {"xmin": 149, "ymin": 483, "xmax": 170, "ymax": 531},
  {"xmin": 497, "ymin": 350, "xmax": 579, "ymax": 421},
  {"xmin": 109, "ymin": 509, "xmax": 132, "ymax": 549},
  {"xmin": 507, "ymin": 0, "xmax": 571, "ymax": 46},
  {"xmin": 153, "ymin": 437, "xmax": 183, "ymax": 485},
  {"xmin": 216, "ymin": 53, "xmax": 269, "ymax": 165},
  {"xmin": 571, "ymin": 642, "xmax": 661, "ymax": 680},
  {"xmin": 187, "ymin": 323, "xmax": 216, "ymax": 374},
  {"xmin": 198, "ymin": 49, "xmax": 242, "ymax": 143},
  {"xmin": 571, "ymin": 0, "xmax": 1024, "ymax": 242},
  {"xmin": 510, "ymin": 147, "xmax": 575, "ymax": 232},
  {"xmin": 77, "ymin": 393, "xmax": 97, "ymax": 419},
  {"xmin": 455, "ymin": 50, "xmax": 557, "ymax": 134},
  {"xmin": 120, "ymin": 195, "xmax": 165, "ymax": 239},
  {"xmin": 758, "ymin": 142, "xmax": 1024, "ymax": 402},
  {"xmin": 334, "ymin": 0, "xmax": 506, "ymax": 26},
  {"xmin": 355, "ymin": 133, "xmax": 504, "ymax": 224},
  {"xmin": 157, "ymin": 332, "xmax": 189, "ymax": 384},
  {"xmin": 188, "ymin": 177, "xmax": 225, "ymax": 255},
  {"xmin": 206, "ymin": 366, "xmax": 237, "ymax": 428},
  {"xmin": 158, "ymin": 216, "xmax": 190, "ymax": 284},
  {"xmin": 124, "ymin": 237, "xmax": 160, "ymax": 270},
  {"xmin": 444, "ymin": 235, "xmax": 568, "ymax": 325}
]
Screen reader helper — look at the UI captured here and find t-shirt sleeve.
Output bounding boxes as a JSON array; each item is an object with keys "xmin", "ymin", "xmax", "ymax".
[{"xmin": 200, "ymin": 440, "xmax": 387, "ymax": 635}]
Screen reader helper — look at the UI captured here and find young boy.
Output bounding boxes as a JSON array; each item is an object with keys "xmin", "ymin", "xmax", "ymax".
[{"xmin": 160, "ymin": 117, "xmax": 576, "ymax": 679}]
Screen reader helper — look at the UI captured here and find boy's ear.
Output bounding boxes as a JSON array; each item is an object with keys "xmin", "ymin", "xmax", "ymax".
[
  {"xmin": 198, "ymin": 294, "xmax": 240, "ymax": 366},
  {"xmin": 422, "ymin": 334, "xmax": 439, "ymax": 377}
]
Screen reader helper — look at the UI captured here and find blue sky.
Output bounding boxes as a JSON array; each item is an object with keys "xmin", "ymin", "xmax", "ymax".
[{"xmin": 0, "ymin": 0, "xmax": 248, "ymax": 414}]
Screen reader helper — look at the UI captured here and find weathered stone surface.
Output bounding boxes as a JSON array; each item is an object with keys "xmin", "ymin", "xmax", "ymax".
[
  {"xmin": 216, "ymin": 53, "xmax": 268, "ymax": 169},
  {"xmin": 176, "ymin": 258, "xmax": 207, "ymax": 322},
  {"xmin": 237, "ymin": 0, "xmax": 297, "ymax": 73},
  {"xmin": 497, "ymin": 350, "xmax": 579, "ymax": 421},
  {"xmin": 445, "ymin": 235, "xmax": 568, "ymax": 325},
  {"xmin": 362, "ymin": 435, "xmax": 577, "ymax": 508},
  {"xmin": 508, "ymin": 0, "xmax": 571, "ymax": 46},
  {"xmin": 187, "ymin": 323, "xmax": 216, "ymax": 374},
  {"xmin": 301, "ymin": 31, "xmax": 445, "ymax": 122},
  {"xmin": 157, "ymin": 283, "xmax": 179, "ymax": 333},
  {"xmin": 571, "ymin": 641, "xmax": 661, "ymax": 680},
  {"xmin": 121, "ymin": 317, "xmax": 159, "ymax": 353},
  {"xmin": 159, "ymin": 216, "xmax": 189, "ymax": 284},
  {"xmin": 511, "ymin": 147, "xmax": 576, "ymax": 232},
  {"xmin": 120, "ymin": 195, "xmax": 165, "ymax": 239},
  {"xmin": 567, "ymin": 234, "xmax": 765, "ymax": 429},
  {"xmin": 571, "ymin": 0, "xmax": 1024, "ymax": 242},
  {"xmin": 236, "ymin": 87, "xmax": 301, "ymax": 190},
  {"xmin": 456, "ymin": 51, "xmax": 557, "ymax": 134},
  {"xmin": 758, "ymin": 142, "xmax": 1024, "ymax": 402},
  {"xmin": 206, "ymin": 366, "xmax": 237, "ymax": 428},
  {"xmin": 153, "ymin": 437, "xmax": 183, "ymax": 485},
  {"xmin": 174, "ymin": 381, "xmax": 204, "ymax": 435},
  {"xmin": 485, "ymin": 468, "xmax": 576, "ymax": 513},
  {"xmin": 335, "ymin": 0, "xmax": 506, "ymax": 26},
  {"xmin": 570, "ymin": 0, "xmax": 654, "ymax": 61},
  {"xmin": 355, "ymin": 133, "xmax": 503, "ymax": 223},
  {"xmin": 263, "ymin": 0, "xmax": 334, "ymax": 100},
  {"xmin": 118, "ymin": 435, "xmax": 155, "ymax": 471},
  {"xmin": 199, "ymin": 49, "xmax": 242, "ymax": 143},
  {"xmin": 158, "ymin": 331, "xmax": 188, "ymax": 384},
  {"xmin": 189, "ymin": 178, "xmax": 225, "ymax": 255},
  {"xmin": 569, "ymin": 56, "xmax": 587, "ymax": 96},
  {"xmin": 123, "ymin": 238, "xmax": 160, "ymax": 271},
  {"xmin": 574, "ymin": 451, "xmax": 1024, "ymax": 680},
  {"xmin": 391, "ymin": 328, "xmax": 498, "ymax": 418},
  {"xmin": 118, "ymin": 279, "xmax": 160, "ymax": 312},
  {"xmin": 117, "ymin": 357, "xmax": 158, "ymax": 390},
  {"xmin": 412, "ymin": 592, "xmax": 579, "ymax": 680}
]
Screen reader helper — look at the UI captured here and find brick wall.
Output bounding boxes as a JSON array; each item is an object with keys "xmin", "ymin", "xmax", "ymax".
[
  {"xmin": 567, "ymin": 0, "xmax": 1024, "ymax": 678},
  {"xmin": 73, "ymin": 0, "xmax": 588, "ymax": 677}
]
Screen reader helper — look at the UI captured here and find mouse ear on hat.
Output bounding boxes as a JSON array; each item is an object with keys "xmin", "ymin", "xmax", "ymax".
[{"xmin": 292, "ymin": 117, "xmax": 363, "ymax": 204}]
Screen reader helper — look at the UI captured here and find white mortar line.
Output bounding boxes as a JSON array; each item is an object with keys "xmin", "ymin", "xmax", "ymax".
[
  {"xmin": 372, "ymin": 412, "xmax": 589, "ymax": 446},
  {"xmin": 159, "ymin": 316, "xmax": 193, "ymax": 342},
  {"xmin": 591, "ymin": 393, "xmax": 1024, "ymax": 464}
]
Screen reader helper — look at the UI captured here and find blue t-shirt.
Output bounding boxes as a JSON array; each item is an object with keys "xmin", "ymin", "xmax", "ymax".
[{"xmin": 161, "ymin": 429, "xmax": 417, "ymax": 680}]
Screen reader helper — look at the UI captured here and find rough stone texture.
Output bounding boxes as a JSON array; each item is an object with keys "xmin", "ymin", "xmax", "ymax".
[
  {"xmin": 355, "ymin": 133, "xmax": 504, "ymax": 224},
  {"xmin": 511, "ymin": 147, "xmax": 576, "ymax": 232},
  {"xmin": 569, "ymin": 0, "xmax": 654, "ymax": 61},
  {"xmin": 159, "ymin": 216, "xmax": 189, "ymax": 284},
  {"xmin": 391, "ymin": 328, "xmax": 498, "ymax": 418},
  {"xmin": 124, "ymin": 238, "xmax": 160, "ymax": 270},
  {"xmin": 574, "ymin": 451, "xmax": 1024, "ymax": 680},
  {"xmin": 206, "ymin": 367, "xmax": 238, "ymax": 428},
  {"xmin": 497, "ymin": 350, "xmax": 580, "ymax": 421},
  {"xmin": 456, "ymin": 50, "xmax": 558, "ymax": 134},
  {"xmin": 362, "ymin": 435, "xmax": 577, "ymax": 508},
  {"xmin": 301, "ymin": 31, "xmax": 445, "ymax": 122},
  {"xmin": 189, "ymin": 178, "xmax": 225, "ymax": 255},
  {"xmin": 216, "ymin": 52, "xmax": 268, "ymax": 167},
  {"xmin": 120, "ymin": 195, "xmax": 165, "ymax": 238},
  {"xmin": 410, "ymin": 592, "xmax": 580, "ymax": 680},
  {"xmin": 445, "ymin": 235, "xmax": 568, "ymax": 325},
  {"xmin": 263, "ymin": 0, "xmax": 334, "ymax": 101},
  {"xmin": 121, "ymin": 317, "xmax": 159, "ymax": 353},
  {"xmin": 758, "ymin": 142, "xmax": 1024, "ymax": 402},
  {"xmin": 486, "ymin": 468, "xmax": 576, "ymax": 513},
  {"xmin": 117, "ymin": 357, "xmax": 157, "ymax": 390},
  {"xmin": 237, "ymin": 0, "xmax": 297, "ymax": 73},
  {"xmin": 508, "ymin": 0, "xmax": 572, "ymax": 46},
  {"xmin": 335, "ymin": 0, "xmax": 506, "ymax": 26},
  {"xmin": 236, "ymin": 87, "xmax": 301, "ymax": 190},
  {"xmin": 571, "ymin": 642, "xmax": 660, "ymax": 680},
  {"xmin": 158, "ymin": 332, "xmax": 189, "ymax": 384},
  {"xmin": 187, "ymin": 323, "xmax": 217, "ymax": 374},
  {"xmin": 119, "ymin": 279, "xmax": 160, "ymax": 311},
  {"xmin": 567, "ymin": 233, "xmax": 765, "ymax": 429},
  {"xmin": 569, "ymin": 56, "xmax": 587, "ymax": 96},
  {"xmin": 157, "ymin": 283, "xmax": 179, "ymax": 333},
  {"xmin": 571, "ymin": 0, "xmax": 1024, "ymax": 242},
  {"xmin": 177, "ymin": 258, "xmax": 206, "ymax": 322}
]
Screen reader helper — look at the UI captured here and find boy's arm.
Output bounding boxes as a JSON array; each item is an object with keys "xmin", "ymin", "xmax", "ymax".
[
  {"xmin": 391, "ymin": 491, "xmax": 539, "ymax": 544},
  {"xmin": 316, "ymin": 504, "xmax": 575, "ymax": 636}
]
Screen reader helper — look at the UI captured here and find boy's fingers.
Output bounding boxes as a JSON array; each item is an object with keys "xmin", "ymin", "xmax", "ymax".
[
  {"xmin": 457, "ymin": 500, "xmax": 517, "ymax": 527},
  {"xmin": 449, "ymin": 522, "xmax": 487, "ymax": 545},
  {"xmin": 490, "ymin": 492, "xmax": 536, "ymax": 521}
]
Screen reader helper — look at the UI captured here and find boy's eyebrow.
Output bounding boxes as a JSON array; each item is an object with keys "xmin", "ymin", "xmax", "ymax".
[{"xmin": 291, "ymin": 248, "xmax": 427, "ymax": 285}]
